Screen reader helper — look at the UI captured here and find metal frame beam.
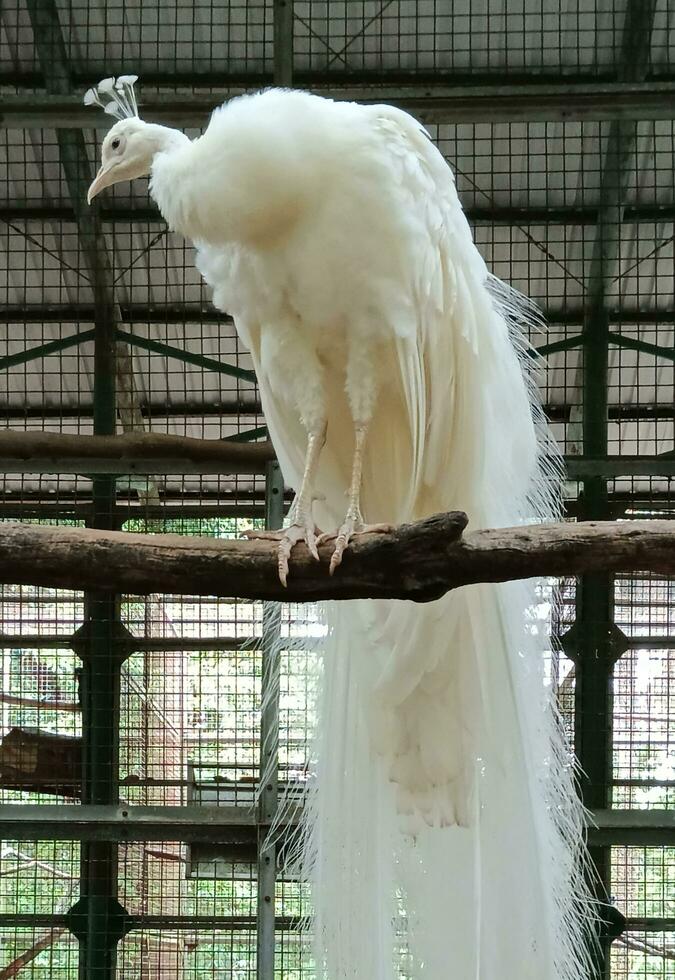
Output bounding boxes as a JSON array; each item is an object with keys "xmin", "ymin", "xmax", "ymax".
[
  {"xmin": 0, "ymin": 630, "xmax": 667, "ymax": 653},
  {"xmin": 0, "ymin": 911, "xmax": 300, "ymax": 931},
  {"xmin": 570, "ymin": 4, "xmax": 659, "ymax": 976},
  {"xmin": 0, "ymin": 909, "xmax": 670, "ymax": 933},
  {"xmin": 5, "ymin": 303, "xmax": 675, "ymax": 328},
  {"xmin": 565, "ymin": 456, "xmax": 675, "ymax": 478},
  {"xmin": 4, "ymin": 201, "xmax": 675, "ymax": 226},
  {"xmin": 550, "ymin": 405, "xmax": 675, "ymax": 423},
  {"xmin": 3, "ymin": 0, "xmax": 674, "ymax": 967},
  {"xmin": 115, "ymin": 328, "xmax": 255, "ymax": 381},
  {"xmin": 4, "ymin": 403, "xmax": 674, "ymax": 426},
  {"xmin": 0, "ymin": 401, "xmax": 262, "ymax": 421},
  {"xmin": 22, "ymin": 1, "xmax": 128, "ymax": 974},
  {"xmin": 2, "ymin": 401, "xmax": 673, "ymax": 425},
  {"xmin": 2, "ymin": 80, "xmax": 675, "ymax": 128},
  {"xmin": 257, "ymin": 461, "xmax": 285, "ymax": 980},
  {"xmin": 0, "ymin": 804, "xmax": 669, "ymax": 845},
  {"xmin": 0, "ymin": 329, "xmax": 96, "ymax": 370}
]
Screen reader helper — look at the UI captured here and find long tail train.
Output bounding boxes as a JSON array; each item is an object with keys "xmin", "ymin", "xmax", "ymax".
[{"xmin": 284, "ymin": 279, "xmax": 596, "ymax": 980}]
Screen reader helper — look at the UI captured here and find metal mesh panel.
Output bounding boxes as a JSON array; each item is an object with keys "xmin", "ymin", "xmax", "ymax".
[
  {"xmin": 611, "ymin": 846, "xmax": 675, "ymax": 979},
  {"xmin": 611, "ymin": 933, "xmax": 675, "ymax": 979},
  {"xmin": 1, "ymin": 1, "xmax": 675, "ymax": 977},
  {"xmin": 291, "ymin": 1, "xmax": 656, "ymax": 78},
  {"xmin": 614, "ymin": 581, "xmax": 675, "ymax": 810},
  {"xmin": 1, "ymin": 0, "xmax": 274, "ymax": 89},
  {"xmin": 0, "ymin": 930, "xmax": 79, "ymax": 976},
  {"xmin": 0, "ymin": 840, "xmax": 79, "ymax": 975},
  {"xmin": 3, "ymin": 1, "xmax": 669, "ymax": 85}
]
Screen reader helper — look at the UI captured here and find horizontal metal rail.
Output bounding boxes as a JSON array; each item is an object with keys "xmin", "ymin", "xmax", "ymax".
[
  {"xmin": 1, "ymin": 304, "xmax": 674, "ymax": 328},
  {"xmin": 4, "ymin": 201, "xmax": 675, "ymax": 227},
  {"xmin": 0, "ymin": 804, "xmax": 295, "ymax": 841},
  {"xmin": 0, "ymin": 803, "xmax": 670, "ymax": 843},
  {"xmin": 0, "ymin": 912, "xmax": 300, "ymax": 931},
  {"xmin": 3, "ymin": 80, "xmax": 675, "ymax": 127},
  {"xmin": 0, "ymin": 910, "xmax": 670, "ymax": 933},
  {"xmin": 565, "ymin": 456, "xmax": 675, "ymax": 478}
]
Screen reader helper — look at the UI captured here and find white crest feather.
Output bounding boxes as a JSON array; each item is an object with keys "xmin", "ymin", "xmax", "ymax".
[{"xmin": 82, "ymin": 74, "xmax": 140, "ymax": 121}]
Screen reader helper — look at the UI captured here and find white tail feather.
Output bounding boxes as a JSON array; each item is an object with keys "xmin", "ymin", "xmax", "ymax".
[
  {"xmin": 190, "ymin": 90, "xmax": 596, "ymax": 980},
  {"xmin": 280, "ymin": 281, "xmax": 597, "ymax": 980}
]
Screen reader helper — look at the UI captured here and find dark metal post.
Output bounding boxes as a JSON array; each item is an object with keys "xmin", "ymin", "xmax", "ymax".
[
  {"xmin": 572, "ymin": 5, "xmax": 657, "ymax": 976},
  {"xmin": 574, "ymin": 121, "xmax": 628, "ymax": 980},
  {"xmin": 257, "ymin": 462, "xmax": 285, "ymax": 980},
  {"xmin": 273, "ymin": 0, "xmax": 294, "ymax": 88},
  {"xmin": 255, "ymin": 8, "xmax": 293, "ymax": 975},
  {"xmin": 66, "ymin": 256, "xmax": 133, "ymax": 977},
  {"xmin": 23, "ymin": 2, "xmax": 133, "ymax": 974}
]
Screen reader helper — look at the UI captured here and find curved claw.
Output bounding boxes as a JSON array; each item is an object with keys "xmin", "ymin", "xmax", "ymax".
[
  {"xmin": 329, "ymin": 530, "xmax": 350, "ymax": 576},
  {"xmin": 242, "ymin": 523, "xmax": 322, "ymax": 586},
  {"xmin": 319, "ymin": 520, "xmax": 394, "ymax": 575},
  {"xmin": 241, "ymin": 529, "xmax": 283, "ymax": 542}
]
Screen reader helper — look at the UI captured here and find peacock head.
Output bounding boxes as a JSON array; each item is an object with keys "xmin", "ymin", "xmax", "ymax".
[
  {"xmin": 87, "ymin": 117, "xmax": 157, "ymax": 203},
  {"xmin": 84, "ymin": 75, "xmax": 184, "ymax": 204}
]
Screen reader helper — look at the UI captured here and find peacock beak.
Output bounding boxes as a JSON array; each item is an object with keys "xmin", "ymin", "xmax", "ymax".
[{"xmin": 87, "ymin": 162, "xmax": 118, "ymax": 204}]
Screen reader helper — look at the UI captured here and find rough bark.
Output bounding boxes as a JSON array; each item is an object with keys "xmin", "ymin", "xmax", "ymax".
[
  {"xmin": 0, "ymin": 513, "xmax": 673, "ymax": 602},
  {"xmin": 0, "ymin": 430, "xmax": 275, "ymax": 473}
]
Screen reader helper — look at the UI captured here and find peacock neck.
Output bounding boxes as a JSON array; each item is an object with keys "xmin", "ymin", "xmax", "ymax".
[
  {"xmin": 148, "ymin": 118, "xmax": 310, "ymax": 248},
  {"xmin": 148, "ymin": 127, "xmax": 201, "ymax": 239}
]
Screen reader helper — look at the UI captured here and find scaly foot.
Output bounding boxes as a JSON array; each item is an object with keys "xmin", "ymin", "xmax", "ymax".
[
  {"xmin": 243, "ymin": 519, "xmax": 322, "ymax": 587},
  {"xmin": 318, "ymin": 515, "xmax": 393, "ymax": 575}
]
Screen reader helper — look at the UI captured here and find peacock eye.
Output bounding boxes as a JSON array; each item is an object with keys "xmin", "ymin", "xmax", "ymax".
[{"xmin": 111, "ymin": 138, "xmax": 121, "ymax": 150}]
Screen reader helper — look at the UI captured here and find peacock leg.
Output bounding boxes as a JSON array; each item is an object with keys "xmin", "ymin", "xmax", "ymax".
[
  {"xmin": 319, "ymin": 420, "xmax": 392, "ymax": 575},
  {"xmin": 314, "ymin": 338, "xmax": 391, "ymax": 573},
  {"xmin": 243, "ymin": 420, "xmax": 326, "ymax": 586}
]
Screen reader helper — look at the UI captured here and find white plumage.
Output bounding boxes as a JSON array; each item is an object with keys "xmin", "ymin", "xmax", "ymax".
[{"xmin": 88, "ymin": 85, "xmax": 594, "ymax": 980}]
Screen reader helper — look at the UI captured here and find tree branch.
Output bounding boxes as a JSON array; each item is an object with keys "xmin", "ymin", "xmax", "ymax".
[
  {"xmin": 0, "ymin": 430, "xmax": 275, "ymax": 474},
  {"xmin": 0, "ymin": 513, "xmax": 673, "ymax": 602},
  {"xmin": 0, "ymin": 929, "xmax": 68, "ymax": 979},
  {"xmin": 0, "ymin": 693, "xmax": 81, "ymax": 713}
]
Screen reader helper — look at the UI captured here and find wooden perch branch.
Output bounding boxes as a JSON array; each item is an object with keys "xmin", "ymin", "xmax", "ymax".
[
  {"xmin": 0, "ymin": 513, "xmax": 674, "ymax": 602},
  {"xmin": 0, "ymin": 929, "xmax": 69, "ymax": 979},
  {"xmin": 0, "ymin": 430, "xmax": 275, "ymax": 474}
]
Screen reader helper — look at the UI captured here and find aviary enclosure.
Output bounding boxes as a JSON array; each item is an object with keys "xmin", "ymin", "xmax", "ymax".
[{"xmin": 0, "ymin": 1, "xmax": 673, "ymax": 978}]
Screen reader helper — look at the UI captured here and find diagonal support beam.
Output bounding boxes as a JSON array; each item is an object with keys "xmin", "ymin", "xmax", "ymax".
[
  {"xmin": 24, "ymin": 5, "xmax": 132, "ymax": 979},
  {"xmin": 25, "ymin": 0, "xmax": 155, "ymax": 442},
  {"xmin": 24, "ymin": 0, "xmax": 121, "ymax": 435}
]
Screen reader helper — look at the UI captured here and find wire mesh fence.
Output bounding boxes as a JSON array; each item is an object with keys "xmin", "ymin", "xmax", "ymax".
[
  {"xmin": 6, "ymin": 0, "xmax": 673, "ymax": 90},
  {"xmin": 1, "ymin": 0, "xmax": 674, "ymax": 977}
]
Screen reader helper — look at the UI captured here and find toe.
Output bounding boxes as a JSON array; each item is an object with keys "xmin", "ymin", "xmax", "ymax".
[
  {"xmin": 277, "ymin": 535, "xmax": 295, "ymax": 587},
  {"xmin": 241, "ymin": 529, "xmax": 281, "ymax": 541},
  {"xmin": 316, "ymin": 530, "xmax": 336, "ymax": 546},
  {"xmin": 306, "ymin": 527, "xmax": 320, "ymax": 562},
  {"xmin": 329, "ymin": 545, "xmax": 344, "ymax": 575},
  {"xmin": 271, "ymin": 522, "xmax": 323, "ymax": 584},
  {"xmin": 329, "ymin": 528, "xmax": 350, "ymax": 575},
  {"xmin": 367, "ymin": 522, "xmax": 395, "ymax": 535}
]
